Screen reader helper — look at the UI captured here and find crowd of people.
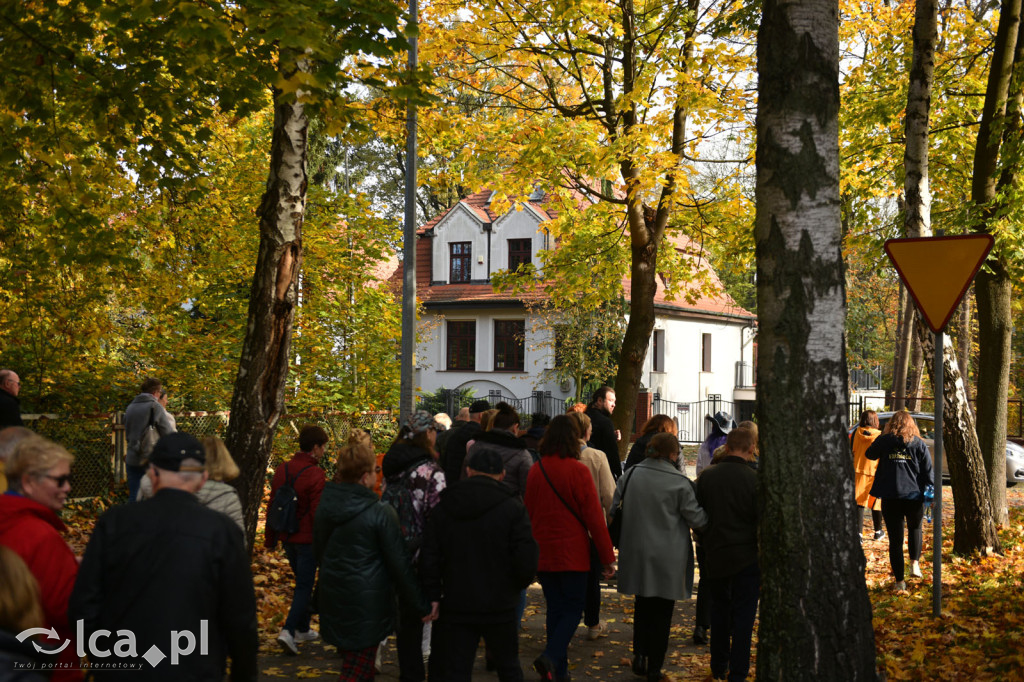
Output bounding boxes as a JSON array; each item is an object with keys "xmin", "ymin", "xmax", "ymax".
[{"xmin": 0, "ymin": 368, "xmax": 939, "ymax": 682}]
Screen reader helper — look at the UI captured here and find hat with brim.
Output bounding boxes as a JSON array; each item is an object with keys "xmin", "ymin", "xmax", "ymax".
[{"xmin": 707, "ymin": 411, "xmax": 736, "ymax": 434}]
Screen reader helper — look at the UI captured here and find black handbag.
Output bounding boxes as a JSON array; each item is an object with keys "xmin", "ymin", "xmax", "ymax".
[{"xmin": 608, "ymin": 467, "xmax": 637, "ymax": 549}]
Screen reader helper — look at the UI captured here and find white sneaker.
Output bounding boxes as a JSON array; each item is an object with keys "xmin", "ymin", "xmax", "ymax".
[
  {"xmin": 587, "ymin": 622, "xmax": 607, "ymax": 640},
  {"xmin": 910, "ymin": 561, "xmax": 923, "ymax": 579},
  {"xmin": 277, "ymin": 629, "xmax": 298, "ymax": 655},
  {"xmin": 375, "ymin": 639, "xmax": 386, "ymax": 674},
  {"xmin": 294, "ymin": 628, "xmax": 319, "ymax": 643},
  {"xmin": 894, "ymin": 580, "xmax": 907, "ymax": 591}
]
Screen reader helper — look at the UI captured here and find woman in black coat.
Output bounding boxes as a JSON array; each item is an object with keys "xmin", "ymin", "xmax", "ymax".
[{"xmin": 865, "ymin": 411, "xmax": 934, "ymax": 591}]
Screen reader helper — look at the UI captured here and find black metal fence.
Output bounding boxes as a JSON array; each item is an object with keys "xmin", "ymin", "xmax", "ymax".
[{"xmin": 416, "ymin": 389, "xmax": 570, "ymax": 425}]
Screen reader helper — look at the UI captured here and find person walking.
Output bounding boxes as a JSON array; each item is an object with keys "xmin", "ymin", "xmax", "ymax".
[
  {"xmin": 865, "ymin": 411, "xmax": 934, "ymax": 590},
  {"xmin": 614, "ymin": 433, "xmax": 707, "ymax": 681},
  {"xmin": 123, "ymin": 377, "xmax": 176, "ymax": 503},
  {"xmin": 381, "ymin": 411, "xmax": 447, "ymax": 682},
  {"xmin": 0, "ymin": 436, "xmax": 82, "ymax": 681},
  {"xmin": 696, "ymin": 427, "xmax": 759, "ymax": 682},
  {"xmin": 566, "ymin": 410, "xmax": 614, "ymax": 641},
  {"xmin": 266, "ymin": 425, "xmax": 329, "ymax": 655},
  {"xmin": 70, "ymin": 432, "xmax": 257, "ymax": 681},
  {"xmin": 525, "ymin": 415, "xmax": 615, "ymax": 682},
  {"xmin": 0, "ymin": 369, "xmax": 23, "ymax": 428},
  {"xmin": 420, "ymin": 448, "xmax": 539, "ymax": 682},
  {"xmin": 851, "ymin": 410, "xmax": 885, "ymax": 541},
  {"xmin": 624, "ymin": 415, "xmax": 679, "ymax": 470},
  {"xmin": 585, "ymin": 387, "xmax": 621, "ymax": 479},
  {"xmin": 315, "ymin": 436, "xmax": 431, "ymax": 681}
]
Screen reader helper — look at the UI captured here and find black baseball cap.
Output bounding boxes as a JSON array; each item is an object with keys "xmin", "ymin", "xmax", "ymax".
[
  {"xmin": 469, "ymin": 400, "xmax": 491, "ymax": 414},
  {"xmin": 466, "ymin": 449, "xmax": 504, "ymax": 475},
  {"xmin": 150, "ymin": 432, "xmax": 206, "ymax": 472}
]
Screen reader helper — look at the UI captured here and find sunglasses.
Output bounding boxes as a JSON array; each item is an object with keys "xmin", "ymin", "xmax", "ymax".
[{"xmin": 40, "ymin": 473, "xmax": 72, "ymax": 487}]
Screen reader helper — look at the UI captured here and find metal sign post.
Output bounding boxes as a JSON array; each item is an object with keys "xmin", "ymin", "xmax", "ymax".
[
  {"xmin": 883, "ymin": 233, "xmax": 993, "ymax": 617},
  {"xmin": 932, "ymin": 330, "xmax": 943, "ymax": 617}
]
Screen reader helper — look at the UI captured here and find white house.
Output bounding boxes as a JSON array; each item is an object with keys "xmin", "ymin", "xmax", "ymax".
[{"xmin": 392, "ymin": 189, "xmax": 757, "ymax": 434}]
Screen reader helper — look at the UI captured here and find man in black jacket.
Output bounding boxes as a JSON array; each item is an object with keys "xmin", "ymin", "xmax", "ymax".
[
  {"xmin": 585, "ymin": 386, "xmax": 621, "ymax": 479},
  {"xmin": 70, "ymin": 433, "xmax": 258, "ymax": 681},
  {"xmin": 420, "ymin": 448, "xmax": 539, "ymax": 682},
  {"xmin": 695, "ymin": 426, "xmax": 759, "ymax": 682},
  {"xmin": 440, "ymin": 399, "xmax": 490, "ymax": 482},
  {"xmin": 0, "ymin": 369, "xmax": 23, "ymax": 428}
]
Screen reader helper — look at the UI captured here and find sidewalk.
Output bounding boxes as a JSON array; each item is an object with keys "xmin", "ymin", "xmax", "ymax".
[{"xmin": 258, "ymin": 581, "xmax": 716, "ymax": 681}]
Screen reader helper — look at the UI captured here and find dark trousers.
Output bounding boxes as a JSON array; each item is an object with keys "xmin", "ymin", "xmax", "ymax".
[
  {"xmin": 881, "ymin": 498, "xmax": 925, "ymax": 581},
  {"xmin": 397, "ymin": 599, "xmax": 444, "ymax": 682},
  {"xmin": 694, "ymin": 542, "xmax": 710, "ymax": 629},
  {"xmin": 858, "ymin": 505, "xmax": 884, "ymax": 533},
  {"xmin": 632, "ymin": 596, "xmax": 675, "ymax": 680},
  {"xmin": 537, "ymin": 571, "xmax": 588, "ymax": 679},
  {"xmin": 126, "ymin": 464, "xmax": 147, "ymax": 503},
  {"xmin": 708, "ymin": 562, "xmax": 760, "ymax": 682},
  {"xmin": 583, "ymin": 546, "xmax": 602, "ymax": 627},
  {"xmin": 441, "ymin": 620, "xmax": 522, "ymax": 682},
  {"xmin": 283, "ymin": 542, "xmax": 316, "ymax": 635}
]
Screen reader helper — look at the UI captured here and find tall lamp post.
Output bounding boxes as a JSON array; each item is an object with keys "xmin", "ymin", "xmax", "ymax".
[{"xmin": 399, "ymin": 0, "xmax": 419, "ymax": 423}]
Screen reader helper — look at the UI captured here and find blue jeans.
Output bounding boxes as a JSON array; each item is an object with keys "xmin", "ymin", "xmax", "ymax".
[
  {"xmin": 537, "ymin": 571, "xmax": 588, "ymax": 678},
  {"xmin": 126, "ymin": 465, "xmax": 147, "ymax": 503},
  {"xmin": 708, "ymin": 562, "xmax": 760, "ymax": 682},
  {"xmin": 283, "ymin": 542, "xmax": 316, "ymax": 635}
]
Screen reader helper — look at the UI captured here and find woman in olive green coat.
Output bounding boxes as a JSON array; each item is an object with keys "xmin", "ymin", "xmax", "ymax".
[{"xmin": 314, "ymin": 440, "xmax": 429, "ymax": 679}]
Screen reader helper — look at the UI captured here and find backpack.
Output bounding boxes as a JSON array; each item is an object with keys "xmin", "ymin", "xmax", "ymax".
[
  {"xmin": 381, "ymin": 460, "xmax": 427, "ymax": 553},
  {"xmin": 267, "ymin": 464, "xmax": 314, "ymax": 535}
]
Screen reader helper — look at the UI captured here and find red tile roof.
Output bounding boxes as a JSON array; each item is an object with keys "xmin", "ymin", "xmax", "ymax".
[{"xmin": 388, "ymin": 190, "xmax": 754, "ymax": 321}]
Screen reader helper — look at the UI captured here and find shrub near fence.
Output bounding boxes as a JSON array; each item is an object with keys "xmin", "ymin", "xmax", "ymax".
[{"xmin": 21, "ymin": 410, "xmax": 398, "ymax": 500}]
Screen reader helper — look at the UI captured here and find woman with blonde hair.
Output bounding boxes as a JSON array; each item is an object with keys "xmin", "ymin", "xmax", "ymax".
[
  {"xmin": 866, "ymin": 411, "xmax": 934, "ymax": 590},
  {"xmin": 196, "ymin": 436, "xmax": 244, "ymax": 535},
  {"xmin": 0, "ymin": 436, "xmax": 82, "ymax": 681},
  {"xmin": 0, "ymin": 546, "xmax": 49, "ymax": 681},
  {"xmin": 566, "ymin": 410, "xmax": 615, "ymax": 641}
]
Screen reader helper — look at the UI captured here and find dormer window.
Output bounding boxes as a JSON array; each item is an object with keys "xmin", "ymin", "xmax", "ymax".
[
  {"xmin": 450, "ymin": 242, "xmax": 471, "ymax": 283},
  {"xmin": 508, "ymin": 238, "xmax": 531, "ymax": 271}
]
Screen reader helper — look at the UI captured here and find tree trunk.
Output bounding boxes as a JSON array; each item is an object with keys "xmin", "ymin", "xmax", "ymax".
[
  {"xmin": 971, "ymin": 0, "xmax": 1021, "ymax": 528},
  {"xmin": 893, "ymin": 294, "xmax": 915, "ymax": 410},
  {"xmin": 902, "ymin": 0, "xmax": 937, "ymax": 417},
  {"xmin": 610, "ymin": 203, "xmax": 659, "ymax": 461},
  {"xmin": 917, "ymin": 321, "xmax": 1002, "ymax": 553},
  {"xmin": 975, "ymin": 268, "xmax": 1011, "ymax": 524},
  {"xmin": 899, "ymin": 0, "xmax": 1003, "ymax": 550},
  {"xmin": 754, "ymin": 1, "xmax": 876, "ymax": 677},
  {"xmin": 887, "ymin": 284, "xmax": 905, "ymax": 407},
  {"xmin": 956, "ymin": 294, "xmax": 972, "ymax": 409},
  {"xmin": 907, "ymin": 330, "xmax": 925, "ymax": 411},
  {"xmin": 226, "ymin": 86, "xmax": 308, "ymax": 550}
]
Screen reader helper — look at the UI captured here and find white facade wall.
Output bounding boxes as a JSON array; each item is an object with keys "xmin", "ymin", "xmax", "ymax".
[
  {"xmin": 416, "ymin": 308, "xmax": 564, "ymax": 400},
  {"xmin": 642, "ymin": 315, "xmax": 754, "ymax": 404},
  {"xmin": 430, "ymin": 203, "xmax": 547, "ymax": 282}
]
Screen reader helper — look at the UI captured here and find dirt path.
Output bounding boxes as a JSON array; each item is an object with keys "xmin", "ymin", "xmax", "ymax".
[{"xmin": 258, "ymin": 579, "xmax": 717, "ymax": 681}]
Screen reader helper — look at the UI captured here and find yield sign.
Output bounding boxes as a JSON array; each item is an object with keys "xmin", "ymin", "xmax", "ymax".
[{"xmin": 884, "ymin": 234, "xmax": 994, "ymax": 333}]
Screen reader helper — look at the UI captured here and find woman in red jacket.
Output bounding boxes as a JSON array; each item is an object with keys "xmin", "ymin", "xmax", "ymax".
[
  {"xmin": 525, "ymin": 415, "xmax": 615, "ymax": 682},
  {"xmin": 0, "ymin": 435, "xmax": 82, "ymax": 682}
]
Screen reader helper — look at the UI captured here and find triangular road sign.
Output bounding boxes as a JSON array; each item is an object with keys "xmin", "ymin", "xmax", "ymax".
[{"xmin": 884, "ymin": 234, "xmax": 994, "ymax": 333}]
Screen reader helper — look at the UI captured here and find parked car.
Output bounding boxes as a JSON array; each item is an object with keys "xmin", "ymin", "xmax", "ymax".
[{"xmin": 865, "ymin": 412, "xmax": 1024, "ymax": 487}]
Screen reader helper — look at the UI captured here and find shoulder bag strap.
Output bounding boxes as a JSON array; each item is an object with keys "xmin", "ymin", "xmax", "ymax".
[{"xmin": 537, "ymin": 459, "xmax": 590, "ymax": 531}]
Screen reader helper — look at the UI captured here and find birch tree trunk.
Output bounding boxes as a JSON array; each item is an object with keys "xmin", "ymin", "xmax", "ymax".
[
  {"xmin": 903, "ymin": 0, "xmax": 1002, "ymax": 549},
  {"xmin": 892, "ymin": 294, "xmax": 915, "ymax": 409},
  {"xmin": 754, "ymin": 0, "xmax": 876, "ymax": 677},
  {"xmin": 907, "ymin": 333, "xmax": 924, "ymax": 411},
  {"xmin": 226, "ymin": 80, "xmax": 308, "ymax": 549}
]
